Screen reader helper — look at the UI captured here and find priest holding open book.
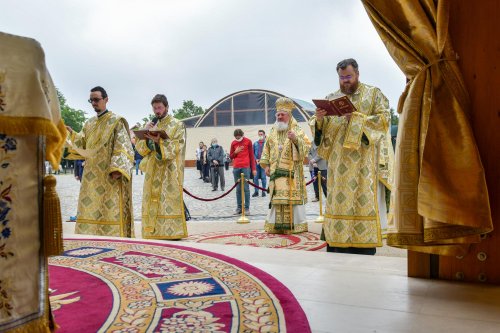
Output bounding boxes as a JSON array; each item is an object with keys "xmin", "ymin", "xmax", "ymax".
[
  {"xmin": 310, "ymin": 58, "xmax": 394, "ymax": 255},
  {"xmin": 135, "ymin": 94, "xmax": 187, "ymax": 239}
]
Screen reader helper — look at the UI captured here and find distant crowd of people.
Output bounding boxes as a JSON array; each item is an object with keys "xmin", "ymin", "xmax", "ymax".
[{"xmin": 194, "ymin": 128, "xmax": 267, "ymax": 215}]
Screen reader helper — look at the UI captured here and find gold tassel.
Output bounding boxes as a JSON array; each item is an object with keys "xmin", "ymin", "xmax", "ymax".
[{"xmin": 43, "ymin": 175, "xmax": 63, "ymax": 256}]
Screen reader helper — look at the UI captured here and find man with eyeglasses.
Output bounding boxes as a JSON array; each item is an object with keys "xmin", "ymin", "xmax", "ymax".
[
  {"xmin": 310, "ymin": 58, "xmax": 394, "ymax": 255},
  {"xmin": 66, "ymin": 86, "xmax": 135, "ymax": 237}
]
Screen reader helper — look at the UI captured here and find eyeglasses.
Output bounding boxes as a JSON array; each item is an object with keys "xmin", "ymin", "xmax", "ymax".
[
  {"xmin": 339, "ymin": 75, "xmax": 353, "ymax": 81},
  {"xmin": 88, "ymin": 98, "xmax": 104, "ymax": 103}
]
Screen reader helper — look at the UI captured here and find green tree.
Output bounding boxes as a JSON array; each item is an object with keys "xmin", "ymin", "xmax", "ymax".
[
  {"xmin": 58, "ymin": 89, "xmax": 86, "ymax": 132},
  {"xmin": 390, "ymin": 107, "xmax": 399, "ymax": 126},
  {"xmin": 172, "ymin": 100, "xmax": 205, "ymax": 120}
]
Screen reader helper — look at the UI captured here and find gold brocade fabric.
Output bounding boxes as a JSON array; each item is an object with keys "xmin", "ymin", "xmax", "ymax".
[
  {"xmin": 0, "ymin": 135, "xmax": 53, "ymax": 333},
  {"xmin": 136, "ymin": 115, "xmax": 187, "ymax": 239},
  {"xmin": 0, "ymin": 32, "xmax": 65, "ymax": 332},
  {"xmin": 362, "ymin": 0, "xmax": 493, "ymax": 255},
  {"xmin": 260, "ymin": 117, "xmax": 310, "ymax": 234},
  {"xmin": 70, "ymin": 112, "xmax": 135, "ymax": 237},
  {"xmin": 0, "ymin": 32, "xmax": 66, "ymax": 169},
  {"xmin": 260, "ymin": 117, "xmax": 311, "ymax": 206},
  {"xmin": 310, "ymin": 83, "xmax": 393, "ymax": 248}
]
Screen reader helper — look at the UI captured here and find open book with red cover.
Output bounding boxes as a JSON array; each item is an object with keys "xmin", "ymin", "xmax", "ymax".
[
  {"xmin": 312, "ymin": 95, "xmax": 357, "ymax": 116},
  {"xmin": 133, "ymin": 129, "xmax": 169, "ymax": 140}
]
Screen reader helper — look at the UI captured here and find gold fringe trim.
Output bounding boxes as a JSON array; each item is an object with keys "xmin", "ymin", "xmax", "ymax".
[
  {"xmin": 43, "ymin": 175, "xmax": 63, "ymax": 256},
  {"xmin": 0, "ymin": 116, "xmax": 67, "ymax": 169}
]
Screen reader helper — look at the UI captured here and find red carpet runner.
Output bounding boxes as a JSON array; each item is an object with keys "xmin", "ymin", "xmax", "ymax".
[{"xmin": 49, "ymin": 238, "xmax": 311, "ymax": 332}]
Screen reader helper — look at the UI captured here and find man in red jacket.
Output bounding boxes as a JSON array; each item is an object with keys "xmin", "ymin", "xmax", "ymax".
[{"xmin": 230, "ymin": 129, "xmax": 257, "ymax": 214}]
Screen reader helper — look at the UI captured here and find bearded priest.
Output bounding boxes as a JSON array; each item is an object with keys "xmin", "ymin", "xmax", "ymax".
[
  {"xmin": 135, "ymin": 94, "xmax": 187, "ymax": 240},
  {"xmin": 310, "ymin": 58, "xmax": 394, "ymax": 255},
  {"xmin": 260, "ymin": 97, "xmax": 311, "ymax": 234}
]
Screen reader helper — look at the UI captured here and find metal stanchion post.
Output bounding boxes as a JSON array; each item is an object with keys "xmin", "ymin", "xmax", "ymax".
[
  {"xmin": 237, "ymin": 172, "xmax": 250, "ymax": 224},
  {"xmin": 315, "ymin": 170, "xmax": 325, "ymax": 223}
]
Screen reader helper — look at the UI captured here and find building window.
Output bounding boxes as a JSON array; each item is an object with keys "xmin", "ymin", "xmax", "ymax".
[
  {"xmin": 267, "ymin": 94, "xmax": 278, "ymax": 124},
  {"xmin": 213, "ymin": 99, "xmax": 232, "ymax": 126},
  {"xmin": 233, "ymin": 92, "xmax": 266, "ymax": 125},
  {"xmin": 234, "ymin": 109, "xmax": 265, "ymax": 125},
  {"xmin": 233, "ymin": 92, "xmax": 265, "ymax": 110},
  {"xmin": 198, "ymin": 111, "xmax": 214, "ymax": 127},
  {"xmin": 215, "ymin": 110, "xmax": 232, "ymax": 126},
  {"xmin": 292, "ymin": 108, "xmax": 305, "ymax": 122}
]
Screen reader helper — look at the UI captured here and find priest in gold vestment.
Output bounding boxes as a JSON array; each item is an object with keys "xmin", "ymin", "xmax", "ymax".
[
  {"xmin": 66, "ymin": 86, "xmax": 135, "ymax": 237},
  {"xmin": 310, "ymin": 58, "xmax": 394, "ymax": 255},
  {"xmin": 260, "ymin": 97, "xmax": 311, "ymax": 234},
  {"xmin": 136, "ymin": 94, "xmax": 187, "ymax": 239},
  {"xmin": 0, "ymin": 32, "xmax": 66, "ymax": 332}
]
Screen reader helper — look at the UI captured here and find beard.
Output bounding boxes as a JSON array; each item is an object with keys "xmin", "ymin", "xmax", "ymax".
[
  {"xmin": 340, "ymin": 79, "xmax": 359, "ymax": 95},
  {"xmin": 274, "ymin": 121, "xmax": 289, "ymax": 132},
  {"xmin": 155, "ymin": 111, "xmax": 167, "ymax": 119}
]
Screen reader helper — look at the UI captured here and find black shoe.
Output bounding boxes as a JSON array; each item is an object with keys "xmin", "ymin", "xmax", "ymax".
[
  {"xmin": 212, "ymin": 188, "xmax": 217, "ymax": 191},
  {"xmin": 261, "ymin": 192, "xmax": 266, "ymax": 197},
  {"xmin": 199, "ymin": 177, "xmax": 203, "ymax": 179},
  {"xmin": 235, "ymin": 208, "xmax": 242, "ymax": 214},
  {"xmin": 252, "ymin": 193, "xmax": 259, "ymax": 197}
]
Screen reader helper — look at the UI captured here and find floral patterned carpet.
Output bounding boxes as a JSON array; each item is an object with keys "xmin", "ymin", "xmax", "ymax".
[
  {"xmin": 49, "ymin": 238, "xmax": 311, "ymax": 333},
  {"xmin": 184, "ymin": 230, "xmax": 326, "ymax": 251}
]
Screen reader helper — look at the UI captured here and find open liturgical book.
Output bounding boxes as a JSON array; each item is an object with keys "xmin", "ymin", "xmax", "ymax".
[
  {"xmin": 133, "ymin": 129, "xmax": 169, "ymax": 140},
  {"xmin": 312, "ymin": 95, "xmax": 357, "ymax": 116}
]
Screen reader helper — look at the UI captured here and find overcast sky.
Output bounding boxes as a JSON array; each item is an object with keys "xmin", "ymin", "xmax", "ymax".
[{"xmin": 1, "ymin": 0, "xmax": 406, "ymax": 126}]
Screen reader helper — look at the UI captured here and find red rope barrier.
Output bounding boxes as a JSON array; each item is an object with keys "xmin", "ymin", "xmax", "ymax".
[
  {"xmin": 247, "ymin": 180, "xmax": 268, "ymax": 192},
  {"xmin": 185, "ymin": 174, "xmax": 323, "ymax": 202},
  {"xmin": 183, "ymin": 180, "xmax": 240, "ymax": 201},
  {"xmin": 306, "ymin": 177, "xmax": 317, "ymax": 186},
  {"xmin": 247, "ymin": 176, "xmax": 317, "ymax": 192}
]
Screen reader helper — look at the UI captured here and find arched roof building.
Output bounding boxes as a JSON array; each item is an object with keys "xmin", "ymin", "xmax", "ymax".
[
  {"xmin": 191, "ymin": 89, "xmax": 314, "ymax": 128},
  {"xmin": 182, "ymin": 89, "xmax": 315, "ymax": 164}
]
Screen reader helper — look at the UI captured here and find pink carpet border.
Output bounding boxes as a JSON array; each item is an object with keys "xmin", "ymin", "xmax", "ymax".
[{"xmin": 64, "ymin": 238, "xmax": 311, "ymax": 333}]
